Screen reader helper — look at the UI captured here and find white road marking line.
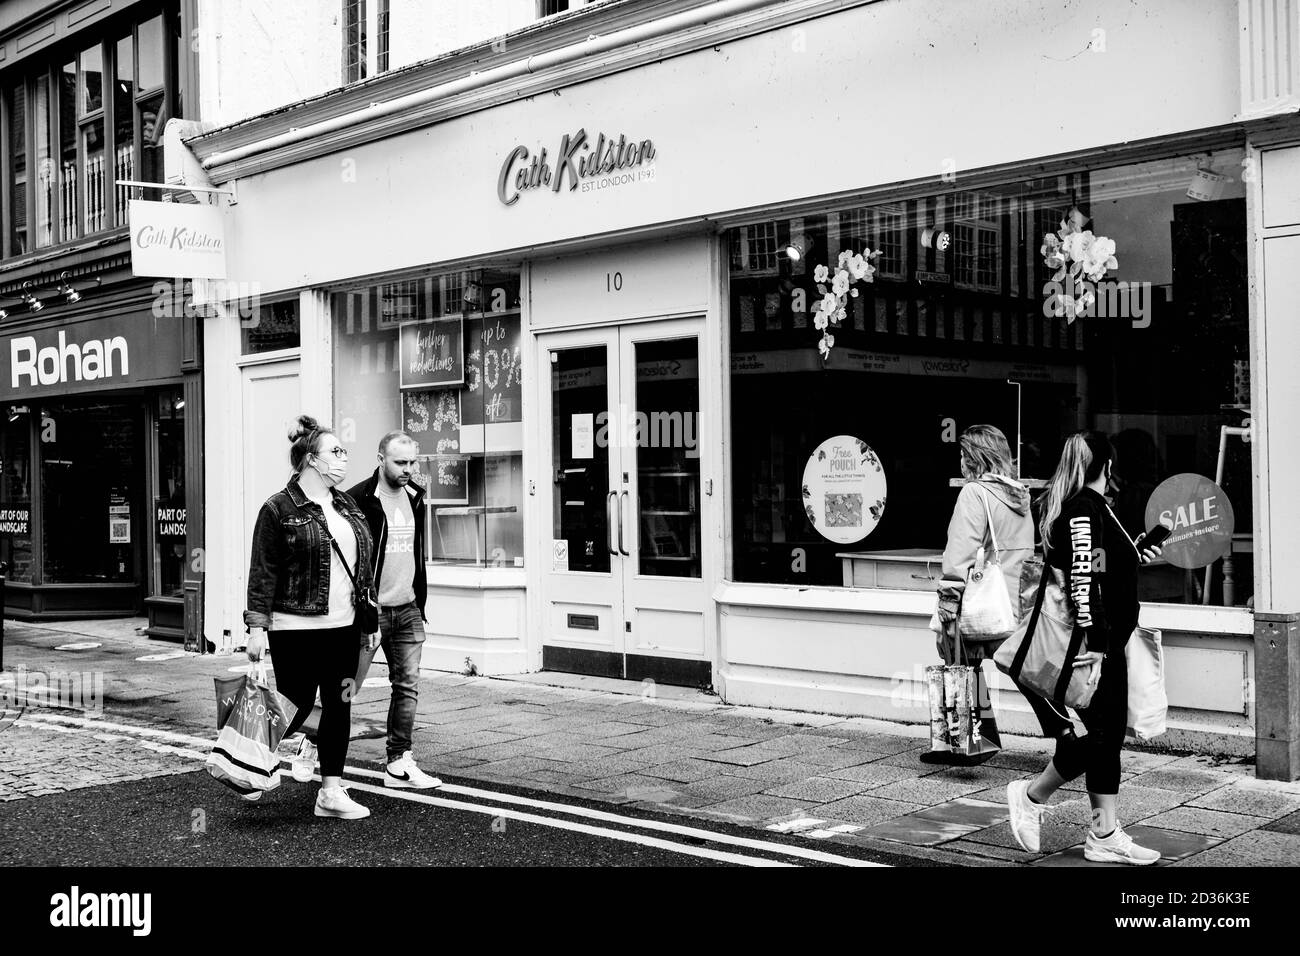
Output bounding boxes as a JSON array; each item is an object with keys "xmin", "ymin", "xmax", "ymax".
[
  {"xmin": 346, "ymin": 766, "xmax": 885, "ymax": 868},
  {"xmin": 17, "ymin": 711, "xmax": 887, "ymax": 867},
  {"xmin": 336, "ymin": 778, "xmax": 794, "ymax": 867}
]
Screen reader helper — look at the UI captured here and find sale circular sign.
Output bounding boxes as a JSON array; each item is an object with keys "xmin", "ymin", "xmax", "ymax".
[
  {"xmin": 1143, "ymin": 473, "xmax": 1235, "ymax": 569},
  {"xmin": 802, "ymin": 436, "xmax": 887, "ymax": 544}
]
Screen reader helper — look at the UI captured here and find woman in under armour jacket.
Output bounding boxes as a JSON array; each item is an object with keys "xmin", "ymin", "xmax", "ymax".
[{"xmin": 1006, "ymin": 431, "xmax": 1164, "ymax": 865}]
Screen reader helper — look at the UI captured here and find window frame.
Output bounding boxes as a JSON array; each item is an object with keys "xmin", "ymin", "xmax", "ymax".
[{"xmin": 0, "ymin": 3, "xmax": 180, "ymax": 263}]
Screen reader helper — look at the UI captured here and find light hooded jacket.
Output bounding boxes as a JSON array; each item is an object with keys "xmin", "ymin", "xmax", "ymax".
[{"xmin": 934, "ymin": 474, "xmax": 1035, "ymax": 660}]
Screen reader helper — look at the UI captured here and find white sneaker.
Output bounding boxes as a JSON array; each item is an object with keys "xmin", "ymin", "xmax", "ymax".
[
  {"xmin": 1007, "ymin": 780, "xmax": 1045, "ymax": 853},
  {"xmin": 314, "ymin": 786, "xmax": 370, "ymax": 820},
  {"xmin": 385, "ymin": 751, "xmax": 442, "ymax": 789},
  {"xmin": 238, "ymin": 788, "xmax": 262, "ymax": 802},
  {"xmin": 1084, "ymin": 826, "xmax": 1161, "ymax": 865},
  {"xmin": 291, "ymin": 736, "xmax": 318, "ymax": 783}
]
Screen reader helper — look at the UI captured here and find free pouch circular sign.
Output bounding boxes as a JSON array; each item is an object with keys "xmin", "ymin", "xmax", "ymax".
[
  {"xmin": 802, "ymin": 436, "xmax": 887, "ymax": 544},
  {"xmin": 1144, "ymin": 473, "xmax": 1234, "ymax": 569}
]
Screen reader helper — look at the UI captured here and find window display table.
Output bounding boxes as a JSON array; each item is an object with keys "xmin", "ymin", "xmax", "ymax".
[{"xmin": 837, "ymin": 548, "xmax": 944, "ymax": 590}]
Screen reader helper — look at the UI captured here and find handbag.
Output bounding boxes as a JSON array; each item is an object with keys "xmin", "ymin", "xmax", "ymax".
[
  {"xmin": 308, "ymin": 509, "xmax": 380, "ymax": 634},
  {"xmin": 1126, "ymin": 625, "xmax": 1167, "ymax": 741},
  {"xmin": 958, "ymin": 486, "xmax": 1016, "ymax": 642},
  {"xmin": 924, "ymin": 624, "xmax": 1000, "ymax": 759},
  {"xmin": 993, "ymin": 559, "xmax": 1097, "ymax": 710},
  {"xmin": 206, "ymin": 660, "xmax": 299, "ymax": 795}
]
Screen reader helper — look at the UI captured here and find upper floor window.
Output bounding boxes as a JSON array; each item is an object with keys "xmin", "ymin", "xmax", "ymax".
[
  {"xmin": 540, "ymin": 1, "xmax": 596, "ymax": 17},
  {"xmin": 1, "ymin": 4, "xmax": 180, "ymax": 261},
  {"xmin": 342, "ymin": 0, "xmax": 391, "ymax": 84}
]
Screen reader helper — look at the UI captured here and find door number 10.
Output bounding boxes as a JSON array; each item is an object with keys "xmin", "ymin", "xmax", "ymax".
[{"xmin": 606, "ymin": 272, "xmax": 623, "ymax": 292}]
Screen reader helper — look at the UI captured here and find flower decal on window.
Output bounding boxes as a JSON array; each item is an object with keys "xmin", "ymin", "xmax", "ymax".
[
  {"xmin": 807, "ymin": 247, "xmax": 881, "ymax": 359},
  {"xmin": 1042, "ymin": 209, "xmax": 1119, "ymax": 323}
]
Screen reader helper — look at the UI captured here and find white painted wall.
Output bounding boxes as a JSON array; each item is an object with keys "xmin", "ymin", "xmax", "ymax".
[
  {"xmin": 197, "ymin": 0, "xmax": 544, "ymax": 129},
  {"xmin": 216, "ymin": 0, "xmax": 1240, "ymax": 294}
]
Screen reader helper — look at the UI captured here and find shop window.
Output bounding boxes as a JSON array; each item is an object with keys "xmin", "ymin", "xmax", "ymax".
[
  {"xmin": 40, "ymin": 399, "xmax": 143, "ymax": 584},
  {"xmin": 241, "ymin": 298, "xmax": 301, "ymax": 354},
  {"xmin": 0, "ymin": 410, "xmax": 35, "ymax": 583},
  {"xmin": 726, "ymin": 146, "xmax": 1252, "ymax": 608},
  {"xmin": 331, "ymin": 266, "xmax": 524, "ymax": 569}
]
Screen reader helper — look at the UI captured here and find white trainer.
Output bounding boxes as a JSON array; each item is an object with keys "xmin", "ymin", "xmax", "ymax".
[
  {"xmin": 291, "ymin": 736, "xmax": 318, "ymax": 783},
  {"xmin": 1007, "ymin": 780, "xmax": 1045, "ymax": 853},
  {"xmin": 314, "ymin": 786, "xmax": 370, "ymax": 820},
  {"xmin": 385, "ymin": 751, "xmax": 442, "ymax": 789},
  {"xmin": 1084, "ymin": 826, "xmax": 1161, "ymax": 865}
]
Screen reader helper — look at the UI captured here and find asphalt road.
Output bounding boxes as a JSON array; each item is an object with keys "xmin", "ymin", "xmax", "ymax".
[{"xmin": 0, "ymin": 770, "xmax": 913, "ymax": 868}]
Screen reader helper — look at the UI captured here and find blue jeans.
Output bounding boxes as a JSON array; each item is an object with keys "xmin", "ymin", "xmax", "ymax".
[{"xmin": 358, "ymin": 601, "xmax": 426, "ymax": 762}]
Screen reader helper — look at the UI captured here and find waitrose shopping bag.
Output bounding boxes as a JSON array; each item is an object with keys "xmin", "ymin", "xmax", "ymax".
[{"xmin": 206, "ymin": 661, "xmax": 298, "ymax": 795}]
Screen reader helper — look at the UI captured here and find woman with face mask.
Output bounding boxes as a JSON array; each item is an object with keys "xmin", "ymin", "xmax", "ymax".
[{"xmin": 242, "ymin": 415, "xmax": 380, "ymax": 820}]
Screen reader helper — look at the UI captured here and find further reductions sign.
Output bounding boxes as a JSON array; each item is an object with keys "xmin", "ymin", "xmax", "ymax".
[
  {"xmin": 1144, "ymin": 473, "xmax": 1235, "ymax": 569},
  {"xmin": 399, "ymin": 317, "xmax": 464, "ymax": 390},
  {"xmin": 801, "ymin": 435, "xmax": 888, "ymax": 544}
]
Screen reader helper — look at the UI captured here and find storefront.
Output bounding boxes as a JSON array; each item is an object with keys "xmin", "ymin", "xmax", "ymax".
[
  {"xmin": 188, "ymin": 0, "xmax": 1300, "ymax": 766},
  {"xmin": 0, "ymin": 293, "xmax": 200, "ymax": 640}
]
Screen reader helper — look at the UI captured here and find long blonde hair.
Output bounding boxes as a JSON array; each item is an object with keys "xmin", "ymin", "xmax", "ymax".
[
  {"xmin": 959, "ymin": 425, "xmax": 1015, "ymax": 479},
  {"xmin": 1039, "ymin": 431, "xmax": 1115, "ymax": 549}
]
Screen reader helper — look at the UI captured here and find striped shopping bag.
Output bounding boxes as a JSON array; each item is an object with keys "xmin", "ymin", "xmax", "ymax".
[{"xmin": 206, "ymin": 661, "xmax": 298, "ymax": 796}]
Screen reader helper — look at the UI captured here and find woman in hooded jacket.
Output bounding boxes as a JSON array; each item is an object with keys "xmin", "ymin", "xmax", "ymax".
[{"xmin": 927, "ymin": 424, "xmax": 1034, "ymax": 764}]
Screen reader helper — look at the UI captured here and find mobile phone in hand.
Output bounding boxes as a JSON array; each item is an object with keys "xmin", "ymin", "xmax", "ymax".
[{"xmin": 1134, "ymin": 523, "xmax": 1172, "ymax": 552}]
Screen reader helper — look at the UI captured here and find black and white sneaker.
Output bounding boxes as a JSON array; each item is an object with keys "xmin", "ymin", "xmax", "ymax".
[{"xmin": 385, "ymin": 751, "xmax": 442, "ymax": 789}]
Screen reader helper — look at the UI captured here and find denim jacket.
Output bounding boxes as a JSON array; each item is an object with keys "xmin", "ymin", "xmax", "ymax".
[{"xmin": 243, "ymin": 474, "xmax": 376, "ymax": 630}]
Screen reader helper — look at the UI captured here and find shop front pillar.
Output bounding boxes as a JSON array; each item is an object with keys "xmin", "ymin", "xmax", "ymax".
[
  {"xmin": 1255, "ymin": 612, "xmax": 1300, "ymax": 780},
  {"xmin": 1253, "ymin": 143, "xmax": 1300, "ymax": 778}
]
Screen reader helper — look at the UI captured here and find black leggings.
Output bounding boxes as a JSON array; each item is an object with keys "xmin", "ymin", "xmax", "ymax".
[
  {"xmin": 1021, "ymin": 651, "xmax": 1128, "ymax": 795},
  {"xmin": 268, "ymin": 624, "xmax": 360, "ymax": 779}
]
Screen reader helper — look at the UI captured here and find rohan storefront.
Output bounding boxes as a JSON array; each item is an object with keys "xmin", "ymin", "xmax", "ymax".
[
  {"xmin": 186, "ymin": 0, "xmax": 1300, "ymax": 771},
  {"xmin": 0, "ymin": 294, "xmax": 200, "ymax": 638}
]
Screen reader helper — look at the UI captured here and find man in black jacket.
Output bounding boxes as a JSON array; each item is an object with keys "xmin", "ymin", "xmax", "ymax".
[{"xmin": 347, "ymin": 431, "xmax": 440, "ymax": 789}]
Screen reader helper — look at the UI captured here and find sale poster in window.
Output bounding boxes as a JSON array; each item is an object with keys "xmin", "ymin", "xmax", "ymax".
[
  {"xmin": 463, "ymin": 313, "xmax": 522, "ymax": 425},
  {"xmin": 404, "ymin": 390, "xmax": 460, "ymax": 457}
]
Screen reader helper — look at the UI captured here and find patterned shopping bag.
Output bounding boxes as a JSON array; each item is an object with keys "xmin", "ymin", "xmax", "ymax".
[{"xmin": 206, "ymin": 661, "xmax": 298, "ymax": 796}]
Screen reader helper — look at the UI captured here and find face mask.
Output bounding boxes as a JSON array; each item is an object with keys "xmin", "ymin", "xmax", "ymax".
[{"xmin": 311, "ymin": 454, "xmax": 348, "ymax": 487}]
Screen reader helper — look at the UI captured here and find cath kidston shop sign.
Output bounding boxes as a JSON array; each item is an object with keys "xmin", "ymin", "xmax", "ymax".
[{"xmin": 128, "ymin": 200, "xmax": 228, "ymax": 279}]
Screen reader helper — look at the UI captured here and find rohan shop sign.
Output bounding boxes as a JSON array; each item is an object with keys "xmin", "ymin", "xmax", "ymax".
[
  {"xmin": 498, "ymin": 128, "xmax": 657, "ymax": 206},
  {"xmin": 0, "ymin": 313, "xmax": 183, "ymax": 399}
]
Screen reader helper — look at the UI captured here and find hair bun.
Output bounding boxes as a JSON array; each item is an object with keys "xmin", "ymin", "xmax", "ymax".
[{"xmin": 288, "ymin": 414, "xmax": 319, "ymax": 443}]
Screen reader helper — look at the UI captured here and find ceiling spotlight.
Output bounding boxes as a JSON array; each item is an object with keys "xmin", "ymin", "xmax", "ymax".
[
  {"xmin": 21, "ymin": 282, "xmax": 43, "ymax": 312},
  {"xmin": 7, "ymin": 406, "xmax": 28, "ymax": 423},
  {"xmin": 784, "ymin": 241, "xmax": 806, "ymax": 262},
  {"xmin": 174, "ymin": 398, "xmax": 186, "ymax": 410},
  {"xmin": 57, "ymin": 272, "xmax": 80, "ymax": 303},
  {"xmin": 0, "ymin": 309, "xmax": 7, "ymax": 320}
]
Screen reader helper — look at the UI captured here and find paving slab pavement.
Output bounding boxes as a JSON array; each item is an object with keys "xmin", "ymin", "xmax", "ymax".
[{"xmin": 2, "ymin": 617, "xmax": 1299, "ymax": 866}]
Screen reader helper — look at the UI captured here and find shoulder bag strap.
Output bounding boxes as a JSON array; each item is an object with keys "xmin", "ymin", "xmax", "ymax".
[
  {"xmin": 1008, "ymin": 559, "xmax": 1051, "ymax": 678},
  {"xmin": 973, "ymin": 484, "xmax": 1000, "ymax": 559},
  {"xmin": 306, "ymin": 510, "xmax": 362, "ymax": 591}
]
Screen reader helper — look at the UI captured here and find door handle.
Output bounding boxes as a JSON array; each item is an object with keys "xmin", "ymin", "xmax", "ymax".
[
  {"xmin": 619, "ymin": 490, "xmax": 631, "ymax": 557},
  {"xmin": 607, "ymin": 491, "xmax": 618, "ymax": 556}
]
